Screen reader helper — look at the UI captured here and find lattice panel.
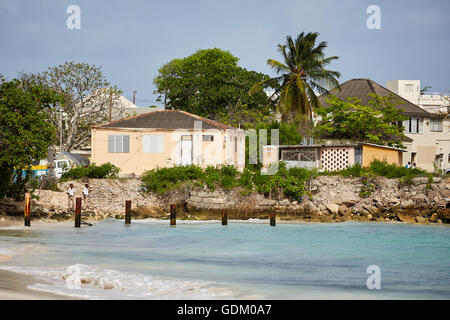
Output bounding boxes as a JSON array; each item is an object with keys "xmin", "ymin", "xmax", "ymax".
[{"xmin": 321, "ymin": 148, "xmax": 349, "ymax": 171}]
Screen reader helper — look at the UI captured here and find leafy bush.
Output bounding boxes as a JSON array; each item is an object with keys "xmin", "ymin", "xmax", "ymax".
[
  {"xmin": 60, "ymin": 162, "xmax": 120, "ymax": 180},
  {"xmin": 320, "ymin": 159, "xmax": 428, "ymax": 179},
  {"xmin": 141, "ymin": 162, "xmax": 317, "ymax": 199},
  {"xmin": 258, "ymin": 162, "xmax": 317, "ymax": 200},
  {"xmin": 141, "ymin": 165, "xmax": 203, "ymax": 193},
  {"xmin": 368, "ymin": 159, "xmax": 426, "ymax": 178}
]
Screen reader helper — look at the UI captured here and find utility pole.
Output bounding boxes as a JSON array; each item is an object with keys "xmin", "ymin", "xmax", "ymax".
[
  {"xmin": 133, "ymin": 90, "xmax": 137, "ymax": 105},
  {"xmin": 109, "ymin": 91, "xmax": 112, "ymax": 122},
  {"xmin": 47, "ymin": 147, "xmax": 55, "ymax": 178},
  {"xmin": 59, "ymin": 107, "xmax": 63, "ymax": 153}
]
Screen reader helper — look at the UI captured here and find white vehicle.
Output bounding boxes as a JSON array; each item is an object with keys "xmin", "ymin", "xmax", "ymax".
[
  {"xmin": 54, "ymin": 159, "xmax": 71, "ymax": 179},
  {"xmin": 53, "ymin": 152, "xmax": 90, "ymax": 179}
]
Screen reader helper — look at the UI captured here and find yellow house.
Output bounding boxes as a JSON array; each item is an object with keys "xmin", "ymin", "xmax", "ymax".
[{"xmin": 91, "ymin": 110, "xmax": 246, "ymax": 176}]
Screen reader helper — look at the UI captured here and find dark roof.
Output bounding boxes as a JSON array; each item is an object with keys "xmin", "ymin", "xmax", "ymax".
[
  {"xmin": 318, "ymin": 78, "xmax": 440, "ymax": 118},
  {"xmin": 95, "ymin": 110, "xmax": 235, "ymax": 130}
]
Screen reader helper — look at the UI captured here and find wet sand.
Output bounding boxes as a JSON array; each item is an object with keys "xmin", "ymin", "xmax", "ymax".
[{"xmin": 0, "ymin": 269, "xmax": 77, "ymax": 300}]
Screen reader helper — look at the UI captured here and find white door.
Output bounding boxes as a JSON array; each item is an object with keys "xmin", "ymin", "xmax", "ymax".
[{"xmin": 181, "ymin": 135, "xmax": 192, "ymax": 166}]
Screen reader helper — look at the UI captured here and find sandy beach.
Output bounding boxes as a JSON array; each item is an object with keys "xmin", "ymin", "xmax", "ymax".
[
  {"xmin": 0, "ymin": 269, "xmax": 75, "ymax": 300},
  {"xmin": 0, "ymin": 219, "xmax": 81, "ymax": 300}
]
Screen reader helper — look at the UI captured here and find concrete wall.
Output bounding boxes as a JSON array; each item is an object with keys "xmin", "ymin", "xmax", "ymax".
[
  {"xmin": 362, "ymin": 144, "xmax": 402, "ymax": 167},
  {"xmin": 91, "ymin": 127, "xmax": 245, "ymax": 175}
]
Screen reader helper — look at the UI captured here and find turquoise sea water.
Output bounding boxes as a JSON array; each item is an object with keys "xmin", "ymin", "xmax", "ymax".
[{"xmin": 0, "ymin": 219, "xmax": 449, "ymax": 299}]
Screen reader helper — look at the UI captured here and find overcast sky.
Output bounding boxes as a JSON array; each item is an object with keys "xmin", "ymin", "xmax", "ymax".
[{"xmin": 1, "ymin": 0, "xmax": 449, "ymax": 107}]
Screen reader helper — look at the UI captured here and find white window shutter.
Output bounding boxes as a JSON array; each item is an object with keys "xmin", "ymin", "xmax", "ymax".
[
  {"xmin": 175, "ymin": 140, "xmax": 181, "ymax": 165},
  {"xmin": 142, "ymin": 135, "xmax": 150, "ymax": 153},
  {"xmin": 402, "ymin": 120, "xmax": 409, "ymax": 133},
  {"xmin": 418, "ymin": 118, "xmax": 423, "ymax": 133},
  {"xmin": 411, "ymin": 118, "xmax": 417, "ymax": 133},
  {"xmin": 142, "ymin": 135, "xmax": 164, "ymax": 154},
  {"xmin": 156, "ymin": 135, "xmax": 164, "ymax": 153}
]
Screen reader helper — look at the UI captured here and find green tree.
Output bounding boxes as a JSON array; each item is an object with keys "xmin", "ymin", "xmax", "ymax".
[
  {"xmin": 313, "ymin": 94, "xmax": 407, "ymax": 148},
  {"xmin": 153, "ymin": 48, "xmax": 278, "ymax": 121},
  {"xmin": 250, "ymin": 32, "xmax": 340, "ymax": 123},
  {"xmin": 0, "ymin": 78, "xmax": 60, "ymax": 200},
  {"xmin": 21, "ymin": 61, "xmax": 122, "ymax": 152},
  {"xmin": 218, "ymin": 100, "xmax": 274, "ymax": 129}
]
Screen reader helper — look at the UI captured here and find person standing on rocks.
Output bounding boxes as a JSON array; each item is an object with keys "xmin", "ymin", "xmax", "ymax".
[
  {"xmin": 67, "ymin": 184, "xmax": 75, "ymax": 212},
  {"xmin": 82, "ymin": 184, "xmax": 90, "ymax": 210}
]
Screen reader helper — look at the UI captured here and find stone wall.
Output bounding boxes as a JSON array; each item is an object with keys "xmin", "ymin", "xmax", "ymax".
[{"xmin": 1, "ymin": 176, "xmax": 449, "ymax": 224}]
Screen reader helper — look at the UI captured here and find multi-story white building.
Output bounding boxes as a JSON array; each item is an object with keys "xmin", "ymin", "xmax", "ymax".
[
  {"xmin": 319, "ymin": 79, "xmax": 449, "ymax": 173},
  {"xmin": 386, "ymin": 80, "xmax": 450, "ymax": 173},
  {"xmin": 386, "ymin": 80, "xmax": 449, "ymax": 114}
]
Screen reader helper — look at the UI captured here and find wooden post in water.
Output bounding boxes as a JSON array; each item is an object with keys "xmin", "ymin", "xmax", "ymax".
[
  {"xmin": 270, "ymin": 212, "xmax": 276, "ymax": 227},
  {"xmin": 24, "ymin": 192, "xmax": 31, "ymax": 227},
  {"xmin": 170, "ymin": 204, "xmax": 176, "ymax": 226},
  {"xmin": 125, "ymin": 200, "xmax": 131, "ymax": 224},
  {"xmin": 222, "ymin": 209, "xmax": 228, "ymax": 226},
  {"xmin": 75, "ymin": 197, "xmax": 82, "ymax": 228}
]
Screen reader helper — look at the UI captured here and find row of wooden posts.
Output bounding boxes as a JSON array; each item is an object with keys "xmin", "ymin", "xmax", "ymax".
[{"xmin": 23, "ymin": 194, "xmax": 277, "ymax": 228}]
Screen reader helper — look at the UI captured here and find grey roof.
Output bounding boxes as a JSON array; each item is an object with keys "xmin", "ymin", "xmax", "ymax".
[
  {"xmin": 318, "ymin": 78, "xmax": 440, "ymax": 118},
  {"xmin": 55, "ymin": 152, "xmax": 90, "ymax": 166},
  {"xmin": 96, "ymin": 110, "xmax": 235, "ymax": 130}
]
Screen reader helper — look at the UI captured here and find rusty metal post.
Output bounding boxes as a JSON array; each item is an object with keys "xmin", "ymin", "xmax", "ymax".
[
  {"xmin": 75, "ymin": 197, "xmax": 82, "ymax": 228},
  {"xmin": 270, "ymin": 212, "xmax": 276, "ymax": 227},
  {"xmin": 170, "ymin": 204, "xmax": 176, "ymax": 226},
  {"xmin": 125, "ymin": 200, "xmax": 131, "ymax": 224},
  {"xmin": 222, "ymin": 209, "xmax": 228, "ymax": 226},
  {"xmin": 24, "ymin": 192, "xmax": 31, "ymax": 227}
]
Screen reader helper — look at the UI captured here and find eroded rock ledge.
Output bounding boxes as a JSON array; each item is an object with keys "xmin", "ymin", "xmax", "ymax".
[{"xmin": 1, "ymin": 176, "xmax": 449, "ymax": 225}]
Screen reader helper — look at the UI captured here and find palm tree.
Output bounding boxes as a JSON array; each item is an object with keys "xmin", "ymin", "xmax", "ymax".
[{"xmin": 250, "ymin": 32, "xmax": 341, "ymax": 124}]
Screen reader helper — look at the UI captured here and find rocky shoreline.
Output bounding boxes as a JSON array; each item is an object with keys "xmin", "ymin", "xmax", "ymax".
[{"xmin": 1, "ymin": 176, "xmax": 449, "ymax": 225}]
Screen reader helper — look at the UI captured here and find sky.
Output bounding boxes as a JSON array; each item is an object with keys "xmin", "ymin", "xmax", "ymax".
[{"xmin": 0, "ymin": 0, "xmax": 449, "ymax": 107}]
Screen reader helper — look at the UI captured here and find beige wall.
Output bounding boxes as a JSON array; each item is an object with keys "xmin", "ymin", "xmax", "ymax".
[
  {"xmin": 91, "ymin": 127, "xmax": 245, "ymax": 176},
  {"xmin": 403, "ymin": 117, "xmax": 450, "ymax": 172},
  {"xmin": 362, "ymin": 144, "xmax": 402, "ymax": 167}
]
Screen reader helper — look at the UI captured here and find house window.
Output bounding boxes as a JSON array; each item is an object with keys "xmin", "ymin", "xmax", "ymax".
[
  {"xmin": 142, "ymin": 135, "xmax": 164, "ymax": 154},
  {"xmin": 405, "ymin": 84, "xmax": 414, "ymax": 93},
  {"xmin": 108, "ymin": 135, "xmax": 130, "ymax": 153},
  {"xmin": 202, "ymin": 135, "xmax": 214, "ymax": 142},
  {"xmin": 234, "ymin": 137, "xmax": 238, "ymax": 152},
  {"xmin": 403, "ymin": 118, "xmax": 423, "ymax": 134},
  {"xmin": 429, "ymin": 119, "xmax": 443, "ymax": 132}
]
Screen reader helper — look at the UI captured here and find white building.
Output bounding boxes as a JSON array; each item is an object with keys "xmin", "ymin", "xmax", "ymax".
[
  {"xmin": 386, "ymin": 80, "xmax": 450, "ymax": 173},
  {"xmin": 318, "ymin": 79, "xmax": 449, "ymax": 173},
  {"xmin": 386, "ymin": 80, "xmax": 449, "ymax": 114}
]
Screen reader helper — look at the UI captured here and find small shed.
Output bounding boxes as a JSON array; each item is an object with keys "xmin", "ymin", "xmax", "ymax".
[{"xmin": 262, "ymin": 142, "xmax": 405, "ymax": 171}]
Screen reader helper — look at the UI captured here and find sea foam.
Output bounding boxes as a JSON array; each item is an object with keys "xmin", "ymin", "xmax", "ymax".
[{"xmin": 0, "ymin": 264, "xmax": 236, "ymax": 300}]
